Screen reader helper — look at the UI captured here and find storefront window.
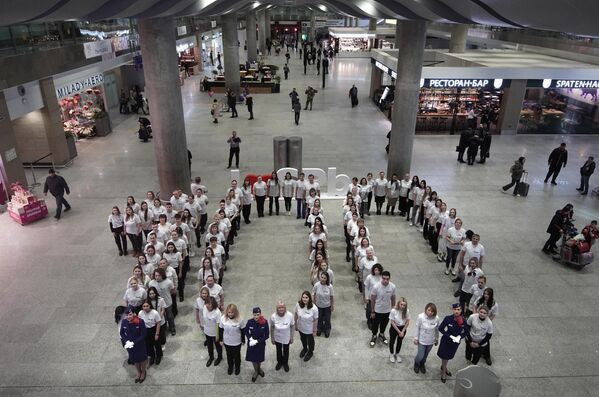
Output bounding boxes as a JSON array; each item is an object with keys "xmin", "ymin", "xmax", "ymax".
[
  {"xmin": 59, "ymin": 88, "xmax": 107, "ymax": 138},
  {"xmin": 520, "ymin": 88, "xmax": 599, "ymax": 134}
]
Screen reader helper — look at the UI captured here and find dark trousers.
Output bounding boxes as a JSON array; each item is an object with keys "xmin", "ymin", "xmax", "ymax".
[
  {"xmin": 543, "ymin": 231, "xmax": 562, "ymax": 251},
  {"xmin": 230, "ymin": 104, "xmax": 238, "ymax": 117},
  {"xmin": 317, "ymin": 306, "xmax": 331, "ymax": 332},
  {"xmin": 457, "ymin": 146, "xmax": 467, "ymax": 161},
  {"xmin": 375, "ymin": 195, "xmax": 385, "ymax": 214},
  {"xmin": 389, "ymin": 325, "xmax": 405, "ymax": 354},
  {"xmin": 580, "ymin": 175, "xmax": 591, "ymax": 193},
  {"xmin": 224, "ymin": 344, "xmax": 241, "ymax": 371},
  {"xmin": 228, "ymin": 147, "xmax": 240, "ymax": 168},
  {"xmin": 467, "ymin": 148, "xmax": 478, "ymax": 165},
  {"xmin": 398, "ymin": 196, "xmax": 408, "ymax": 216},
  {"xmin": 296, "ymin": 198, "xmax": 306, "ymax": 218},
  {"xmin": 446, "ymin": 247, "xmax": 460, "ymax": 269},
  {"xmin": 459, "ymin": 291, "xmax": 473, "ymax": 313},
  {"xmin": 371, "ymin": 312, "xmax": 390, "ymax": 336},
  {"xmin": 112, "ymin": 228, "xmax": 128, "ymax": 253},
  {"xmin": 127, "ymin": 233, "xmax": 142, "ymax": 254},
  {"xmin": 283, "ymin": 197, "xmax": 292, "ymax": 212},
  {"xmin": 405, "ymin": 199, "xmax": 414, "ymax": 220},
  {"xmin": 367, "ymin": 192, "xmax": 373, "ymax": 214},
  {"xmin": 53, "ymin": 194, "xmax": 71, "ymax": 218},
  {"xmin": 205, "ymin": 334, "xmax": 222, "ymax": 359},
  {"xmin": 199, "ymin": 213, "xmax": 208, "ymax": 234},
  {"xmin": 299, "ymin": 332, "xmax": 315, "ymax": 353},
  {"xmin": 305, "ymin": 98, "xmax": 313, "ymax": 110},
  {"xmin": 256, "ymin": 196, "xmax": 266, "ymax": 217},
  {"xmin": 268, "ymin": 196, "xmax": 280, "ymax": 215},
  {"xmin": 465, "ymin": 341, "xmax": 486, "ymax": 364},
  {"xmin": 242, "ymin": 204, "xmax": 251, "ymax": 223},
  {"xmin": 195, "ymin": 227, "xmax": 203, "ymax": 248},
  {"xmin": 247, "ymin": 105, "xmax": 253, "ymax": 119},
  {"xmin": 145, "ymin": 325, "xmax": 163, "ymax": 359},
  {"xmin": 503, "ymin": 177, "xmax": 520, "ymax": 195},
  {"xmin": 119, "ymin": 102, "xmax": 129, "ymax": 113},
  {"xmin": 275, "ymin": 342, "xmax": 290, "ymax": 365},
  {"xmin": 545, "ymin": 165, "xmax": 562, "ymax": 182},
  {"xmin": 294, "ymin": 111, "xmax": 300, "ymax": 125},
  {"xmin": 284, "ymin": 72, "xmax": 289, "ymax": 79}
]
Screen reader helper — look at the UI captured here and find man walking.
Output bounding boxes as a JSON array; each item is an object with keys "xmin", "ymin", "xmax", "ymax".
[
  {"xmin": 246, "ymin": 94, "xmax": 254, "ymax": 120},
  {"xmin": 304, "ymin": 86, "xmax": 318, "ymax": 111},
  {"xmin": 283, "ymin": 64, "xmax": 290, "ymax": 80},
  {"xmin": 43, "ymin": 169, "xmax": 71, "ymax": 220},
  {"xmin": 227, "ymin": 88, "xmax": 238, "ymax": 118},
  {"xmin": 227, "ymin": 131, "xmax": 241, "ymax": 169},
  {"xmin": 544, "ymin": 143, "xmax": 568, "ymax": 185},
  {"xmin": 457, "ymin": 130, "xmax": 471, "ymax": 163},
  {"xmin": 577, "ymin": 156, "xmax": 595, "ymax": 195},
  {"xmin": 293, "ymin": 100, "xmax": 302, "ymax": 125},
  {"xmin": 289, "ymin": 88, "xmax": 299, "ymax": 110},
  {"xmin": 349, "ymin": 84, "xmax": 358, "ymax": 107}
]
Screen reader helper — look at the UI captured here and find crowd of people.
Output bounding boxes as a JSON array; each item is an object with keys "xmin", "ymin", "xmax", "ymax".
[{"xmin": 114, "ymin": 168, "xmax": 502, "ymax": 384}]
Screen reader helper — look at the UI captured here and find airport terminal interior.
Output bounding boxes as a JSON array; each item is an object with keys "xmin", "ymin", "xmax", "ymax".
[{"xmin": 1, "ymin": 1, "xmax": 599, "ymax": 396}]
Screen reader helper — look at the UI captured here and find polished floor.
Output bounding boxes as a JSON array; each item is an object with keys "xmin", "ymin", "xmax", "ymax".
[{"xmin": 1, "ymin": 51, "xmax": 599, "ymax": 397}]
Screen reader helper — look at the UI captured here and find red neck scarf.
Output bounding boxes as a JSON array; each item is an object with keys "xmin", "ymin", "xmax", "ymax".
[
  {"xmin": 130, "ymin": 316, "xmax": 140, "ymax": 326},
  {"xmin": 454, "ymin": 315, "xmax": 463, "ymax": 327},
  {"xmin": 256, "ymin": 315, "xmax": 267, "ymax": 326}
]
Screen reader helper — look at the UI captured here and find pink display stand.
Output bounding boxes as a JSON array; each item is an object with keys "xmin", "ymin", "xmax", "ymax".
[{"xmin": 7, "ymin": 182, "xmax": 48, "ymax": 225}]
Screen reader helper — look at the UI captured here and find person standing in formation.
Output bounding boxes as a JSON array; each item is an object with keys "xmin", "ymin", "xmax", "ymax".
[
  {"xmin": 295, "ymin": 291, "xmax": 318, "ymax": 362},
  {"xmin": 369, "ymin": 271, "xmax": 396, "ymax": 347},
  {"xmin": 271, "ymin": 301, "xmax": 295, "ymax": 372},
  {"xmin": 373, "ymin": 171, "xmax": 387, "ymax": 215},
  {"xmin": 246, "ymin": 307, "xmax": 269, "ymax": 382},
  {"xmin": 437, "ymin": 303, "xmax": 467, "ymax": 383},
  {"xmin": 413, "ymin": 302, "xmax": 439, "ymax": 374},
  {"xmin": 219, "ymin": 303, "xmax": 245, "ymax": 375}
]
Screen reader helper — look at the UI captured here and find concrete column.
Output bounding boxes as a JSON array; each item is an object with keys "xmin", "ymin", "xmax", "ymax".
[
  {"xmin": 246, "ymin": 13, "xmax": 257, "ymax": 63},
  {"xmin": 369, "ymin": 65, "xmax": 383, "ymax": 99},
  {"xmin": 344, "ymin": 17, "xmax": 349, "ymax": 27},
  {"xmin": 497, "ymin": 79, "xmax": 527, "ymax": 135},
  {"xmin": 394, "ymin": 22, "xmax": 401, "ymax": 48},
  {"xmin": 310, "ymin": 13, "xmax": 316, "ymax": 42},
  {"xmin": 222, "ymin": 13, "xmax": 241, "ymax": 97},
  {"xmin": 368, "ymin": 18, "xmax": 377, "ymax": 49},
  {"xmin": 0, "ymin": 91, "xmax": 28, "ymax": 191},
  {"xmin": 257, "ymin": 11, "xmax": 266, "ymax": 55},
  {"xmin": 265, "ymin": 10, "xmax": 272, "ymax": 43},
  {"xmin": 138, "ymin": 17, "xmax": 190, "ymax": 195},
  {"xmin": 449, "ymin": 24, "xmax": 469, "ymax": 53},
  {"xmin": 39, "ymin": 78, "xmax": 70, "ymax": 165},
  {"xmin": 387, "ymin": 20, "xmax": 427, "ymax": 177},
  {"xmin": 194, "ymin": 31, "xmax": 204, "ymax": 71}
]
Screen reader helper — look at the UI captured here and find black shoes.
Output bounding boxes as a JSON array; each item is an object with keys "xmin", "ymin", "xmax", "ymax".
[
  {"xmin": 275, "ymin": 363, "xmax": 282, "ymax": 371},
  {"xmin": 155, "ymin": 356, "xmax": 162, "ymax": 365},
  {"xmin": 485, "ymin": 357, "xmax": 493, "ymax": 365},
  {"xmin": 64, "ymin": 207, "xmax": 71, "ymax": 212},
  {"xmin": 283, "ymin": 364, "xmax": 289, "ymax": 372},
  {"xmin": 414, "ymin": 365, "xmax": 420, "ymax": 373},
  {"xmin": 576, "ymin": 188, "xmax": 583, "ymax": 191},
  {"xmin": 235, "ymin": 367, "xmax": 240, "ymax": 375},
  {"xmin": 214, "ymin": 356, "xmax": 222, "ymax": 366},
  {"xmin": 551, "ymin": 181, "xmax": 558, "ymax": 185},
  {"xmin": 303, "ymin": 352, "xmax": 313, "ymax": 361},
  {"xmin": 451, "ymin": 277, "xmax": 461, "ymax": 283},
  {"xmin": 228, "ymin": 367, "xmax": 233, "ymax": 375},
  {"xmin": 119, "ymin": 251, "xmax": 123, "ymax": 256},
  {"xmin": 299, "ymin": 349, "xmax": 307, "ymax": 358},
  {"xmin": 316, "ymin": 331, "xmax": 321, "ymax": 337},
  {"xmin": 324, "ymin": 331, "xmax": 330, "ymax": 338},
  {"xmin": 420, "ymin": 365, "xmax": 427, "ymax": 374},
  {"xmin": 206, "ymin": 358, "xmax": 213, "ymax": 367}
]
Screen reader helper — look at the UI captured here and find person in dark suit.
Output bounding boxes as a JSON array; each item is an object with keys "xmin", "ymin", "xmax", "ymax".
[
  {"xmin": 226, "ymin": 88, "xmax": 238, "ymax": 118},
  {"xmin": 120, "ymin": 308, "xmax": 148, "ymax": 383},
  {"xmin": 457, "ymin": 130, "xmax": 471, "ymax": 163},
  {"xmin": 437, "ymin": 303, "xmax": 467, "ymax": 383},
  {"xmin": 542, "ymin": 208, "xmax": 567, "ymax": 254},
  {"xmin": 43, "ymin": 169, "xmax": 71, "ymax": 220},
  {"xmin": 245, "ymin": 307, "xmax": 269, "ymax": 382},
  {"xmin": 577, "ymin": 156, "xmax": 595, "ymax": 195},
  {"xmin": 544, "ymin": 143, "xmax": 568, "ymax": 185},
  {"xmin": 246, "ymin": 94, "xmax": 254, "ymax": 120},
  {"xmin": 477, "ymin": 126, "xmax": 492, "ymax": 164},
  {"xmin": 466, "ymin": 134, "xmax": 480, "ymax": 166}
]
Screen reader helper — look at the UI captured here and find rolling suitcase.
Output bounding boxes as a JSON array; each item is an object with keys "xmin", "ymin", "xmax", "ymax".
[{"xmin": 518, "ymin": 172, "xmax": 529, "ymax": 197}]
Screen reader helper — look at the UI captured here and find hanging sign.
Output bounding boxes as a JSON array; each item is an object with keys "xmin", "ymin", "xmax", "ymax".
[{"xmin": 55, "ymin": 73, "xmax": 105, "ymax": 99}]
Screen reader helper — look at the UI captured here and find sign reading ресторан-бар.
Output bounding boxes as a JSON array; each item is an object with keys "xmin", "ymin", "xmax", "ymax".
[
  {"xmin": 55, "ymin": 73, "xmax": 105, "ymax": 99},
  {"xmin": 425, "ymin": 79, "xmax": 491, "ymax": 88},
  {"xmin": 551, "ymin": 80, "xmax": 599, "ymax": 88}
]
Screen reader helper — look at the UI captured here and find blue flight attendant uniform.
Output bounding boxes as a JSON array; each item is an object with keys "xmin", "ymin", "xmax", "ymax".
[
  {"xmin": 120, "ymin": 318, "xmax": 148, "ymax": 363},
  {"xmin": 437, "ymin": 314, "xmax": 467, "ymax": 360},
  {"xmin": 245, "ymin": 318, "xmax": 269, "ymax": 363}
]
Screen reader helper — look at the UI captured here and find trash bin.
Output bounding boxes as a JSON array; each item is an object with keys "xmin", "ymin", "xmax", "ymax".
[
  {"xmin": 453, "ymin": 365, "xmax": 501, "ymax": 397},
  {"xmin": 273, "ymin": 136, "xmax": 288, "ymax": 172},
  {"xmin": 288, "ymin": 136, "xmax": 303, "ymax": 172}
]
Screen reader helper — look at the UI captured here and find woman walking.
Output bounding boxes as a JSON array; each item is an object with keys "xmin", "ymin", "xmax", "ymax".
[
  {"xmin": 245, "ymin": 307, "xmax": 269, "ymax": 382},
  {"xmin": 120, "ymin": 308, "xmax": 148, "ymax": 383},
  {"xmin": 413, "ymin": 302, "xmax": 439, "ymax": 374},
  {"xmin": 219, "ymin": 303, "xmax": 246, "ymax": 375},
  {"xmin": 502, "ymin": 156, "xmax": 526, "ymax": 195},
  {"xmin": 437, "ymin": 303, "xmax": 467, "ymax": 382},
  {"xmin": 389, "ymin": 297, "xmax": 410, "ymax": 363}
]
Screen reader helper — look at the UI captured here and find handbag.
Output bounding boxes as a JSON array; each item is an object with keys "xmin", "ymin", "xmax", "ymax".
[
  {"xmin": 210, "ymin": 109, "xmax": 214, "ymax": 115},
  {"xmin": 455, "ymin": 145, "xmax": 460, "ymax": 152}
]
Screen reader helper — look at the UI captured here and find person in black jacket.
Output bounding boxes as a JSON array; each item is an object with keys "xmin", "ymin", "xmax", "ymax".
[
  {"xmin": 226, "ymin": 89, "xmax": 238, "ymax": 118},
  {"xmin": 466, "ymin": 134, "xmax": 480, "ymax": 166},
  {"xmin": 542, "ymin": 209, "xmax": 567, "ymax": 254},
  {"xmin": 43, "ymin": 169, "xmax": 71, "ymax": 220},
  {"xmin": 477, "ymin": 126, "xmax": 492, "ymax": 164},
  {"xmin": 577, "ymin": 156, "xmax": 595, "ymax": 195},
  {"xmin": 246, "ymin": 94, "xmax": 254, "ymax": 120},
  {"xmin": 457, "ymin": 130, "xmax": 471, "ymax": 163},
  {"xmin": 544, "ymin": 143, "xmax": 568, "ymax": 185}
]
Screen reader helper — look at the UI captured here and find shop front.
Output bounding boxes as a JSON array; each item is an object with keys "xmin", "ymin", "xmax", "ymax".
[
  {"xmin": 176, "ymin": 36, "xmax": 199, "ymax": 80},
  {"xmin": 329, "ymin": 28, "xmax": 373, "ymax": 56},
  {"xmin": 200, "ymin": 29, "xmax": 223, "ymax": 66}
]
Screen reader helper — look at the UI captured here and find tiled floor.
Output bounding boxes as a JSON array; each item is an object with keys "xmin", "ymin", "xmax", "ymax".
[{"xmin": 1, "ymin": 51, "xmax": 599, "ymax": 397}]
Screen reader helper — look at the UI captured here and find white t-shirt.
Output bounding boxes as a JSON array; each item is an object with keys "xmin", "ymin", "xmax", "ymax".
[
  {"xmin": 373, "ymin": 178, "xmax": 387, "ymax": 196},
  {"xmin": 162, "ymin": 252, "xmax": 182, "ymax": 269},
  {"xmin": 398, "ymin": 180, "xmax": 410, "ymax": 197},
  {"xmin": 253, "ymin": 181, "xmax": 267, "ymax": 196},
  {"xmin": 219, "ymin": 316, "xmax": 246, "ymax": 346},
  {"xmin": 148, "ymin": 279, "xmax": 174, "ymax": 307},
  {"xmin": 446, "ymin": 227, "xmax": 467, "ymax": 250},
  {"xmin": 386, "ymin": 181, "xmax": 400, "ymax": 198},
  {"xmin": 170, "ymin": 222, "xmax": 190, "ymax": 236},
  {"xmin": 389, "ymin": 308, "xmax": 410, "ymax": 327},
  {"xmin": 138, "ymin": 309, "xmax": 161, "ymax": 328},
  {"xmin": 281, "ymin": 180, "xmax": 295, "ymax": 197},
  {"xmin": 461, "ymin": 266, "xmax": 484, "ymax": 293},
  {"xmin": 267, "ymin": 180, "xmax": 280, "ymax": 197},
  {"xmin": 123, "ymin": 287, "xmax": 147, "ymax": 307},
  {"xmin": 309, "ymin": 232, "xmax": 327, "ymax": 247},
  {"xmin": 198, "ymin": 268, "xmax": 219, "ymax": 283},
  {"xmin": 360, "ymin": 256, "xmax": 378, "ymax": 283},
  {"xmin": 184, "ymin": 201, "xmax": 201, "ymax": 218},
  {"xmin": 364, "ymin": 274, "xmax": 382, "ymax": 300},
  {"xmin": 295, "ymin": 180, "xmax": 307, "ymax": 198},
  {"xmin": 124, "ymin": 214, "xmax": 141, "ymax": 235},
  {"xmin": 207, "ymin": 284, "xmax": 223, "ymax": 300},
  {"xmin": 270, "ymin": 311, "xmax": 295, "ymax": 344},
  {"xmin": 108, "ymin": 214, "xmax": 124, "ymax": 229},
  {"xmin": 461, "ymin": 242, "xmax": 485, "ymax": 266},
  {"xmin": 306, "ymin": 181, "xmax": 320, "ymax": 195},
  {"xmin": 241, "ymin": 186, "xmax": 252, "ymax": 204},
  {"xmin": 164, "ymin": 210, "xmax": 177, "ymax": 224},
  {"xmin": 170, "ymin": 196, "xmax": 186, "ymax": 211},
  {"xmin": 415, "ymin": 313, "xmax": 439, "ymax": 345},
  {"xmin": 196, "ymin": 195, "xmax": 209, "ymax": 214},
  {"xmin": 201, "ymin": 307, "xmax": 222, "ymax": 337},
  {"xmin": 151, "ymin": 205, "xmax": 166, "ymax": 221},
  {"xmin": 166, "ymin": 238, "xmax": 188, "ymax": 256},
  {"xmin": 145, "ymin": 242, "xmax": 164, "ymax": 256},
  {"xmin": 469, "ymin": 284, "xmax": 486, "ymax": 311},
  {"xmin": 467, "ymin": 314, "xmax": 493, "ymax": 343},
  {"xmin": 312, "ymin": 282, "xmax": 334, "ymax": 308},
  {"xmin": 371, "ymin": 281, "xmax": 396, "ymax": 313},
  {"xmin": 149, "ymin": 297, "xmax": 166, "ymax": 325},
  {"xmin": 294, "ymin": 303, "xmax": 318, "ymax": 334}
]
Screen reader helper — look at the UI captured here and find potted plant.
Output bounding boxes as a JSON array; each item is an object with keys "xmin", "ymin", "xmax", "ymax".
[
  {"xmin": 273, "ymin": 74, "xmax": 281, "ymax": 93},
  {"xmin": 92, "ymin": 108, "xmax": 112, "ymax": 137},
  {"xmin": 65, "ymin": 130, "xmax": 78, "ymax": 159}
]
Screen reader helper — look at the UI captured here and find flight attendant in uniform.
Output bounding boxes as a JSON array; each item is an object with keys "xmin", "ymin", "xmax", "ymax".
[
  {"xmin": 245, "ymin": 307, "xmax": 270, "ymax": 382},
  {"xmin": 120, "ymin": 308, "xmax": 148, "ymax": 383},
  {"xmin": 437, "ymin": 303, "xmax": 467, "ymax": 383}
]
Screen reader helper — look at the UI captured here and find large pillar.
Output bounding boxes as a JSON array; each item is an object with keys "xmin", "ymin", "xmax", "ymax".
[
  {"xmin": 310, "ymin": 13, "xmax": 316, "ymax": 42},
  {"xmin": 369, "ymin": 65, "xmax": 383, "ymax": 99},
  {"xmin": 39, "ymin": 78, "xmax": 70, "ymax": 165},
  {"xmin": 265, "ymin": 10, "xmax": 272, "ymax": 43},
  {"xmin": 387, "ymin": 20, "xmax": 427, "ymax": 178},
  {"xmin": 368, "ymin": 18, "xmax": 377, "ymax": 49},
  {"xmin": 497, "ymin": 79, "xmax": 527, "ymax": 135},
  {"xmin": 449, "ymin": 24, "xmax": 469, "ymax": 53},
  {"xmin": 394, "ymin": 22, "xmax": 401, "ymax": 48},
  {"xmin": 139, "ymin": 17, "xmax": 190, "ymax": 195},
  {"xmin": 0, "ymin": 91, "xmax": 28, "ymax": 191},
  {"xmin": 246, "ymin": 13, "xmax": 257, "ymax": 63},
  {"xmin": 344, "ymin": 17, "xmax": 349, "ymax": 27},
  {"xmin": 222, "ymin": 13, "xmax": 241, "ymax": 97},
  {"xmin": 257, "ymin": 11, "xmax": 266, "ymax": 55}
]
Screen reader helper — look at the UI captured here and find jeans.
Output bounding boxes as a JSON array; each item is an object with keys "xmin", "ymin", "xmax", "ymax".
[
  {"xmin": 465, "ymin": 341, "xmax": 487, "ymax": 364},
  {"xmin": 389, "ymin": 325, "xmax": 405, "ymax": 354},
  {"xmin": 275, "ymin": 342, "xmax": 289, "ymax": 366},
  {"xmin": 228, "ymin": 147, "xmax": 240, "ymax": 168},
  {"xmin": 371, "ymin": 312, "xmax": 390, "ymax": 336},
  {"xmin": 459, "ymin": 291, "xmax": 473, "ymax": 313},
  {"xmin": 284, "ymin": 197, "xmax": 292, "ymax": 212},
  {"xmin": 164, "ymin": 306, "xmax": 176, "ymax": 332},
  {"xmin": 317, "ymin": 306, "xmax": 331, "ymax": 332},
  {"xmin": 296, "ymin": 198, "xmax": 306, "ymax": 218},
  {"xmin": 502, "ymin": 177, "xmax": 520, "ymax": 195},
  {"xmin": 127, "ymin": 233, "xmax": 142, "ymax": 254},
  {"xmin": 268, "ymin": 196, "xmax": 280, "ymax": 215},
  {"xmin": 256, "ymin": 196, "xmax": 266, "ymax": 217},
  {"xmin": 112, "ymin": 227, "xmax": 128, "ymax": 253},
  {"xmin": 446, "ymin": 247, "xmax": 460, "ymax": 269},
  {"xmin": 53, "ymin": 193, "xmax": 71, "ymax": 218},
  {"xmin": 367, "ymin": 191, "xmax": 373, "ymax": 214},
  {"xmin": 414, "ymin": 343, "xmax": 433, "ymax": 367},
  {"xmin": 205, "ymin": 334, "xmax": 222, "ymax": 359},
  {"xmin": 242, "ymin": 204, "xmax": 251, "ymax": 223},
  {"xmin": 225, "ymin": 344, "xmax": 241, "ymax": 371},
  {"xmin": 299, "ymin": 331, "xmax": 315, "ymax": 353},
  {"xmin": 580, "ymin": 174, "xmax": 591, "ymax": 193}
]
